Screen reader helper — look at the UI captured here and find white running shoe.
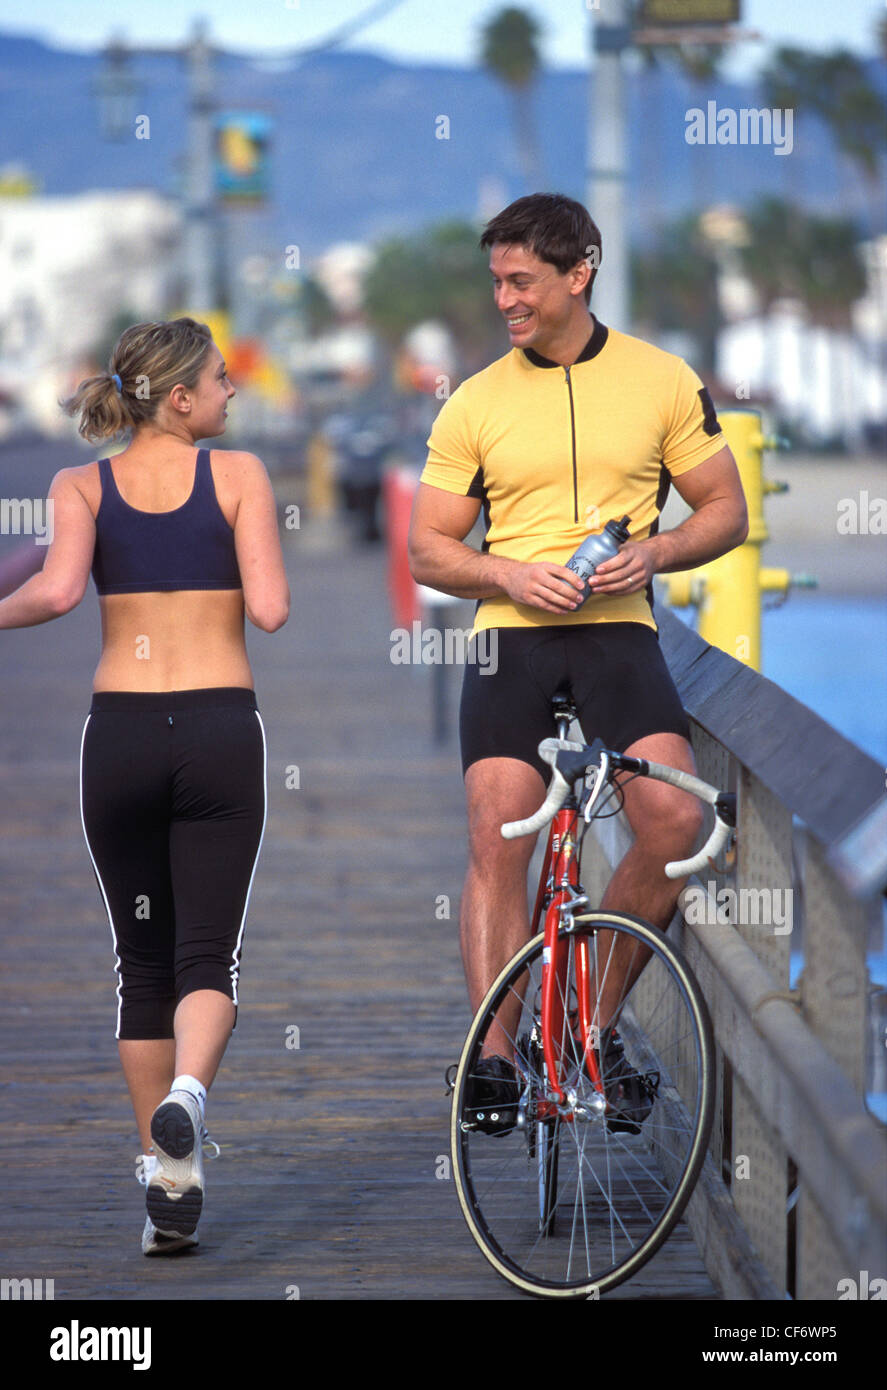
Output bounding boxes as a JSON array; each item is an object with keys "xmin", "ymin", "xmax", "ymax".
[
  {"xmin": 136, "ymin": 1153, "xmax": 199, "ymax": 1255},
  {"xmin": 145, "ymin": 1091, "xmax": 220, "ymax": 1239}
]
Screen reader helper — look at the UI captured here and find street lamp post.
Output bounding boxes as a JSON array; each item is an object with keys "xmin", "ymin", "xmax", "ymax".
[
  {"xmin": 95, "ymin": 7, "xmax": 409, "ymax": 322},
  {"xmin": 587, "ymin": 0, "xmax": 631, "ymax": 332},
  {"xmin": 183, "ymin": 19, "xmax": 220, "ymax": 314},
  {"xmin": 586, "ymin": 3, "xmax": 759, "ymax": 335},
  {"xmin": 96, "ymin": 19, "xmax": 222, "ymax": 314}
]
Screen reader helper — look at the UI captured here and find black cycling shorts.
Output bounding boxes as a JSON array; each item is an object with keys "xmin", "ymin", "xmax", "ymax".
[
  {"xmin": 80, "ymin": 688, "xmax": 266, "ymax": 1040},
  {"xmin": 459, "ymin": 623, "xmax": 690, "ymax": 781}
]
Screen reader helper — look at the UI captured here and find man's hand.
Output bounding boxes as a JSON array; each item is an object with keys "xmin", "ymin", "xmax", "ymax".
[
  {"xmin": 586, "ymin": 540, "xmax": 657, "ymax": 596},
  {"xmin": 500, "ymin": 560, "xmax": 587, "ymax": 613}
]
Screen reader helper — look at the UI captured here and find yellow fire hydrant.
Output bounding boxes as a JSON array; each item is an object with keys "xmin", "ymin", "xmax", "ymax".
[{"xmin": 662, "ymin": 409, "xmax": 816, "ymax": 670}]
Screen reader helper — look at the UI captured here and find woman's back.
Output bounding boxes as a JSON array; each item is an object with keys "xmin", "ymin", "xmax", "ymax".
[
  {"xmin": 45, "ymin": 317, "xmax": 289, "ymax": 691},
  {"xmin": 73, "ymin": 443, "xmax": 267, "ymax": 692},
  {"xmin": 53, "ymin": 439, "xmax": 289, "ymax": 689}
]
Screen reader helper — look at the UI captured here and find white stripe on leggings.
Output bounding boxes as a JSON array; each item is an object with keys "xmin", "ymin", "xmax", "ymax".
[
  {"xmin": 79, "ymin": 713, "xmax": 124, "ymax": 1039},
  {"xmin": 228, "ymin": 709, "xmax": 268, "ymax": 1005}
]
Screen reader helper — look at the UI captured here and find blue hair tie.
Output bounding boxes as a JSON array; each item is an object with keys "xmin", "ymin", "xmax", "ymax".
[{"xmin": 111, "ymin": 373, "xmax": 122, "ymax": 393}]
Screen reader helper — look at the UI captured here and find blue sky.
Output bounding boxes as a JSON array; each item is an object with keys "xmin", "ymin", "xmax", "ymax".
[{"xmin": 0, "ymin": 0, "xmax": 882, "ymax": 77}]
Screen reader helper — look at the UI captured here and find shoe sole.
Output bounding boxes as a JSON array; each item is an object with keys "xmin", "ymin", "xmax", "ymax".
[
  {"xmin": 147, "ymin": 1101, "xmax": 203, "ymax": 1236},
  {"xmin": 143, "ymin": 1229, "xmax": 199, "ymax": 1256}
]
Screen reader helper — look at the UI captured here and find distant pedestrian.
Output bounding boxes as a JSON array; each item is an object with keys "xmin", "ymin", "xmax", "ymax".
[{"xmin": 0, "ymin": 317, "xmax": 289, "ymax": 1253}]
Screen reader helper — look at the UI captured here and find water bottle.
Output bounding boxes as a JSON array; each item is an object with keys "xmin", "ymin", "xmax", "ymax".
[{"xmin": 565, "ymin": 515, "xmax": 631, "ymax": 604}]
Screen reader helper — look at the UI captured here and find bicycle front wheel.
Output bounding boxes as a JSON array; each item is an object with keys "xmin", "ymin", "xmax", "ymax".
[{"xmin": 451, "ymin": 911, "xmax": 714, "ymax": 1299}]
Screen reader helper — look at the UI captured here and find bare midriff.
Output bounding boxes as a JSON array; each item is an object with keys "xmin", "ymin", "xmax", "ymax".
[{"xmin": 93, "ymin": 588, "xmax": 254, "ymax": 692}]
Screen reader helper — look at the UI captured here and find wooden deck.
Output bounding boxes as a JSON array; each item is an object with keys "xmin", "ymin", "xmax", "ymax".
[{"xmin": 0, "ymin": 518, "xmax": 720, "ymax": 1301}]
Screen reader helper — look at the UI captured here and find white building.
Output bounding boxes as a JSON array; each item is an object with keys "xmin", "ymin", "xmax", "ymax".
[
  {"xmin": 0, "ymin": 189, "xmax": 182, "ymax": 436},
  {"xmin": 715, "ymin": 234, "xmax": 887, "ymax": 448},
  {"xmin": 311, "ymin": 242, "xmax": 373, "ymax": 317}
]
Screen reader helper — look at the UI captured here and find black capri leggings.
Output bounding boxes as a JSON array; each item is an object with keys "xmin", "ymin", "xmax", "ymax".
[{"xmin": 79, "ymin": 688, "xmax": 267, "ymax": 1041}]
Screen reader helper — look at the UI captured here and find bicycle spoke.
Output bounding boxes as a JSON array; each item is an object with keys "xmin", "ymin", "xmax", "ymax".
[{"xmin": 566, "ymin": 1121, "xmax": 639, "ymax": 1252}]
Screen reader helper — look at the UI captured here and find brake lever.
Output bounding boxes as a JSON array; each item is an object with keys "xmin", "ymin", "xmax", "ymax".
[{"xmin": 583, "ymin": 752, "xmax": 611, "ymax": 822}]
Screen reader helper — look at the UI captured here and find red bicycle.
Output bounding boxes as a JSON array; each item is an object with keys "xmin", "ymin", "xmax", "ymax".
[{"xmin": 450, "ymin": 692, "xmax": 734, "ymax": 1298}]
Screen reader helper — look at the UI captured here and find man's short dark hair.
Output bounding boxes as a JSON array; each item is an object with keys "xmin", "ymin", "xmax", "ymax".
[{"xmin": 479, "ymin": 193, "xmax": 602, "ymax": 305}]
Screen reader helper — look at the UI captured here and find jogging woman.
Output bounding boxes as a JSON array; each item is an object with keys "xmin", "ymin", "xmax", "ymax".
[{"xmin": 0, "ymin": 317, "xmax": 289, "ymax": 1254}]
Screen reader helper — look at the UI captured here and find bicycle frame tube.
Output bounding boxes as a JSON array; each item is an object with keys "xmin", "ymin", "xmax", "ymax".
[
  {"xmin": 539, "ymin": 802, "xmax": 604, "ymax": 1108},
  {"xmin": 530, "ymin": 822, "xmax": 553, "ymax": 937}
]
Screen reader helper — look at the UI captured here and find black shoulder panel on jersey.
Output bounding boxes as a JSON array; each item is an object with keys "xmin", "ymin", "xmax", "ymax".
[
  {"xmin": 479, "ymin": 491, "xmax": 492, "ymax": 553},
  {"xmin": 467, "ymin": 465, "xmax": 486, "ymax": 499},
  {"xmin": 697, "ymin": 386, "xmax": 721, "ymax": 438},
  {"xmin": 644, "ymin": 462, "xmax": 671, "ymax": 615}
]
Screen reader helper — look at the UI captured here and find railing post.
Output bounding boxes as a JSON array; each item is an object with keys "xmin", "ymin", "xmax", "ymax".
[
  {"xmin": 727, "ymin": 773, "xmax": 793, "ymax": 1289},
  {"xmin": 801, "ymin": 837, "xmax": 870, "ymax": 1091},
  {"xmin": 795, "ymin": 835, "xmax": 877, "ymax": 1298},
  {"xmin": 686, "ymin": 725, "xmax": 732, "ymax": 1180}
]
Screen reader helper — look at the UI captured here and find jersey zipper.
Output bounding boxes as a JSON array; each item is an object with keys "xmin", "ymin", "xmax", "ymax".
[{"xmin": 564, "ymin": 365, "xmax": 579, "ymax": 524}]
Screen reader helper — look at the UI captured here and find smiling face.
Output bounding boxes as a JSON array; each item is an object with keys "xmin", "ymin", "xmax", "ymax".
[{"xmin": 489, "ymin": 242, "xmax": 591, "ymax": 356}]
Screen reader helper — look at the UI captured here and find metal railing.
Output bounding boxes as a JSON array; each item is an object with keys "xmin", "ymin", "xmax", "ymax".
[{"xmin": 579, "ymin": 604, "xmax": 887, "ymax": 1301}]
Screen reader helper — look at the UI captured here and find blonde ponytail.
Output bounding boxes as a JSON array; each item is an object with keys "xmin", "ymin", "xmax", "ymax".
[{"xmin": 60, "ymin": 317, "xmax": 214, "ymax": 442}]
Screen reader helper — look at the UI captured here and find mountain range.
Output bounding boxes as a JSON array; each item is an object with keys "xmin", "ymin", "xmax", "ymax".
[{"xmin": 0, "ymin": 30, "xmax": 884, "ymax": 262}]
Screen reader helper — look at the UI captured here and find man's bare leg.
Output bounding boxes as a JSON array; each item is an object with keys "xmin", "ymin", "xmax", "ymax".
[
  {"xmin": 592, "ymin": 732, "xmax": 704, "ymax": 1032},
  {"xmin": 460, "ymin": 735, "xmax": 703, "ymax": 1059},
  {"xmin": 462, "ymin": 756, "xmax": 546, "ymax": 1058}
]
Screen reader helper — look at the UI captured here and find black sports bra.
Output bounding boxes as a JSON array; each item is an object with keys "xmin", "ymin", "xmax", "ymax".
[{"xmin": 91, "ymin": 449, "xmax": 242, "ymax": 595}]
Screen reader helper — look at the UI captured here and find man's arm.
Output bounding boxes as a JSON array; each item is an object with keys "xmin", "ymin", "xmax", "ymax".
[
  {"xmin": 408, "ymin": 482, "xmax": 586, "ymax": 615},
  {"xmin": 588, "ymin": 445, "xmax": 749, "ymax": 597}
]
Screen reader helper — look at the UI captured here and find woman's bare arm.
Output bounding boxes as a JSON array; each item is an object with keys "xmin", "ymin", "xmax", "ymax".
[
  {"xmin": 0, "ymin": 469, "xmax": 95, "ymax": 628},
  {"xmin": 231, "ymin": 452, "xmax": 290, "ymax": 632}
]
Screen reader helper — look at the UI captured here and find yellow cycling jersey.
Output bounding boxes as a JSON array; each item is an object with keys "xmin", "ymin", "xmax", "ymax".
[{"xmin": 420, "ymin": 317, "xmax": 726, "ymax": 633}]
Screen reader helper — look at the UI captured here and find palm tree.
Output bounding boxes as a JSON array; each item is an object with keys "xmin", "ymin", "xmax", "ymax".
[
  {"xmin": 362, "ymin": 221, "xmax": 503, "ymax": 377},
  {"xmin": 631, "ymin": 214, "xmax": 721, "ymax": 373},
  {"xmin": 760, "ymin": 47, "xmax": 885, "ymax": 236},
  {"xmin": 479, "ymin": 7, "xmax": 543, "ymax": 192},
  {"xmin": 800, "ymin": 213, "xmax": 868, "ymax": 444},
  {"xmin": 738, "ymin": 198, "xmax": 811, "ymax": 310},
  {"xmin": 802, "ymin": 217, "xmax": 867, "ymax": 329},
  {"xmin": 634, "ymin": 37, "xmax": 727, "ymax": 220},
  {"xmin": 740, "ymin": 198, "xmax": 866, "ymax": 442},
  {"xmin": 738, "ymin": 195, "xmax": 817, "ymax": 419}
]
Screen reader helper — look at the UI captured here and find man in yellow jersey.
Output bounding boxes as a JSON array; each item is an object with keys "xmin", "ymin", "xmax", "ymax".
[{"xmin": 408, "ymin": 194, "xmax": 748, "ymax": 1128}]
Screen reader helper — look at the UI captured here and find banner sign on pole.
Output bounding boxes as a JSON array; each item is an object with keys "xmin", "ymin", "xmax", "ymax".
[{"xmin": 214, "ymin": 112, "xmax": 271, "ymax": 205}]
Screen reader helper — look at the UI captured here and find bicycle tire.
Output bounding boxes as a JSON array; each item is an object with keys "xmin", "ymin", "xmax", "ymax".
[{"xmin": 451, "ymin": 911, "xmax": 714, "ymax": 1299}]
